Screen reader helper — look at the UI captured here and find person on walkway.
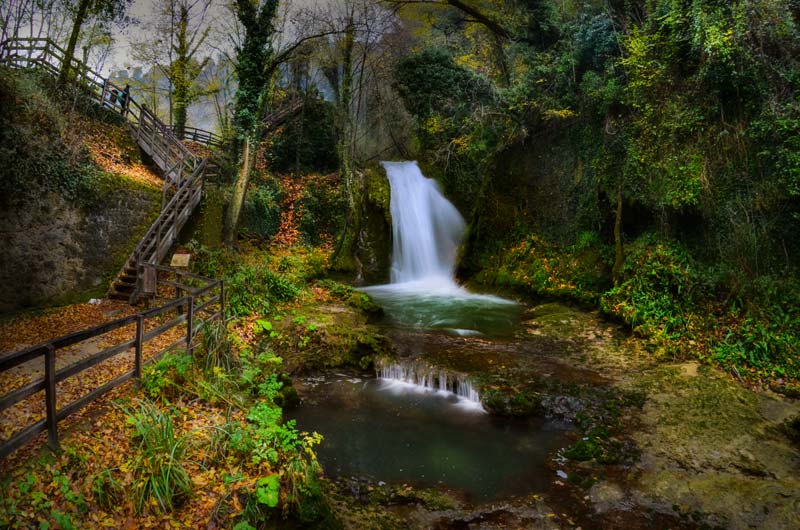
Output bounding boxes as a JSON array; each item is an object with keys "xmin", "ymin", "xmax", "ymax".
[{"xmin": 118, "ymin": 84, "xmax": 130, "ymax": 116}]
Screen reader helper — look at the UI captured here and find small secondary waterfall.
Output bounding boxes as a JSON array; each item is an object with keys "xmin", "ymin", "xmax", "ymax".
[
  {"xmin": 382, "ymin": 161, "xmax": 466, "ymax": 284},
  {"xmin": 376, "ymin": 358, "xmax": 483, "ymax": 410}
]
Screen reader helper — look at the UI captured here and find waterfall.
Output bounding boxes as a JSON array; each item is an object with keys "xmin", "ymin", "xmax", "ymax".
[
  {"xmin": 382, "ymin": 161, "xmax": 466, "ymax": 284},
  {"xmin": 376, "ymin": 358, "xmax": 484, "ymax": 411},
  {"xmin": 360, "ymin": 161, "xmax": 520, "ymax": 336}
]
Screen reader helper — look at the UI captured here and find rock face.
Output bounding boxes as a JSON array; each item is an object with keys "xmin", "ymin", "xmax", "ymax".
[
  {"xmin": 627, "ymin": 363, "xmax": 800, "ymax": 530},
  {"xmin": 355, "ymin": 167, "xmax": 392, "ymax": 284},
  {"xmin": 0, "ymin": 185, "xmax": 159, "ymax": 313}
]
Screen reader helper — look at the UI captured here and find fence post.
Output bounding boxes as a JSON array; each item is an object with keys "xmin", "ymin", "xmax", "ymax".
[
  {"xmin": 186, "ymin": 295, "xmax": 194, "ymax": 356},
  {"xmin": 175, "ymin": 281, "xmax": 183, "ymax": 313},
  {"xmin": 44, "ymin": 344, "xmax": 59, "ymax": 453},
  {"xmin": 134, "ymin": 315, "xmax": 144, "ymax": 379}
]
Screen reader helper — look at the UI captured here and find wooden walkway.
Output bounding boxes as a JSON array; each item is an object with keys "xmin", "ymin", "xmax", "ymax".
[
  {"xmin": 0, "ymin": 37, "xmax": 222, "ymax": 302},
  {"xmin": 0, "ymin": 39, "xmax": 226, "ymax": 459}
]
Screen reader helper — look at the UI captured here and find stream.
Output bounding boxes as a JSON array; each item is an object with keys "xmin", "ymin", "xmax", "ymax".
[
  {"xmin": 292, "ymin": 373, "xmax": 569, "ymax": 501},
  {"xmin": 288, "ymin": 161, "xmax": 800, "ymax": 529},
  {"xmin": 291, "ymin": 161, "xmax": 573, "ymax": 502}
]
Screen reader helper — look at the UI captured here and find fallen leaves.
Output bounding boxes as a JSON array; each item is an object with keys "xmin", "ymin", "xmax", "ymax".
[
  {"xmin": 0, "ymin": 297, "xmax": 188, "ymax": 452},
  {"xmin": 75, "ymin": 114, "xmax": 163, "ymax": 190}
]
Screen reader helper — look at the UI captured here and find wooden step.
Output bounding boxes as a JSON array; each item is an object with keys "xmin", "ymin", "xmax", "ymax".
[
  {"xmin": 112, "ymin": 282, "xmax": 134, "ymax": 293},
  {"xmin": 108, "ymin": 290, "xmax": 130, "ymax": 301}
]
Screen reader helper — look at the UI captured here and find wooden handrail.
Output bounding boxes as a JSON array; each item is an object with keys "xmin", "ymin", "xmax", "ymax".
[
  {"xmin": 0, "ymin": 39, "xmax": 230, "ymax": 459},
  {"xmin": 0, "ymin": 268, "xmax": 224, "ymax": 459},
  {"xmin": 168, "ymin": 125, "xmax": 224, "ymax": 148},
  {"xmin": 0, "ymin": 37, "xmax": 217, "ymax": 303}
]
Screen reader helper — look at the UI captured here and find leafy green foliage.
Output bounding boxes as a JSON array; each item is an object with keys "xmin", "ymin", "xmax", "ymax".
[
  {"xmin": 712, "ymin": 276, "xmax": 800, "ymax": 380},
  {"xmin": 141, "ymin": 351, "xmax": 194, "ymax": 400},
  {"xmin": 198, "ymin": 319, "xmax": 238, "ymax": 372},
  {"xmin": 0, "ymin": 69, "xmax": 112, "ymax": 207},
  {"xmin": 225, "ymin": 264, "xmax": 300, "ymax": 317},
  {"xmin": 394, "ymin": 48, "xmax": 500, "ymax": 207},
  {"xmin": 298, "ymin": 175, "xmax": 346, "ymax": 246},
  {"xmin": 241, "ymin": 180, "xmax": 282, "ymax": 239},
  {"xmin": 119, "ymin": 399, "xmax": 193, "ymax": 514},
  {"xmin": 232, "ymin": 0, "xmax": 279, "ymax": 138},
  {"xmin": 394, "ymin": 48, "xmax": 495, "ymax": 122},
  {"xmin": 255, "ymin": 475, "xmax": 280, "ymax": 507},
  {"xmin": 601, "ymin": 235, "xmax": 708, "ymax": 339}
]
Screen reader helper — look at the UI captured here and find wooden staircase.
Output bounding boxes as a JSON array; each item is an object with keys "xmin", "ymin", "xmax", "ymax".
[{"xmin": 0, "ymin": 38, "xmax": 223, "ymax": 303}]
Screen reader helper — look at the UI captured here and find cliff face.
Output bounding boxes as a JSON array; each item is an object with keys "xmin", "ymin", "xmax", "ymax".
[{"xmin": 0, "ymin": 69, "xmax": 161, "ymax": 314}]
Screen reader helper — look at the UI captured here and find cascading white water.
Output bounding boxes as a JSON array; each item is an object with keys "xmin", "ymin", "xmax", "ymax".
[
  {"xmin": 376, "ymin": 358, "xmax": 484, "ymax": 411},
  {"xmin": 360, "ymin": 161, "xmax": 520, "ymax": 336},
  {"xmin": 382, "ymin": 161, "xmax": 466, "ymax": 283}
]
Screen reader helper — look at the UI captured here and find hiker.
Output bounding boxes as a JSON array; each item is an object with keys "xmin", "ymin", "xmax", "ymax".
[
  {"xmin": 118, "ymin": 84, "xmax": 130, "ymax": 116},
  {"xmin": 106, "ymin": 86, "xmax": 118, "ymax": 109}
]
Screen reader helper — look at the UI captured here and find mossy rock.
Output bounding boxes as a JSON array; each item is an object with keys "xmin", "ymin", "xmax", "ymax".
[
  {"xmin": 784, "ymin": 415, "xmax": 800, "ymax": 445},
  {"xmin": 481, "ymin": 387, "xmax": 542, "ymax": 416},
  {"xmin": 563, "ymin": 426, "xmax": 624, "ymax": 465},
  {"xmin": 345, "ymin": 292, "xmax": 383, "ymax": 316},
  {"xmin": 367, "ymin": 483, "xmax": 460, "ymax": 511},
  {"xmin": 273, "ymin": 307, "xmax": 393, "ymax": 372}
]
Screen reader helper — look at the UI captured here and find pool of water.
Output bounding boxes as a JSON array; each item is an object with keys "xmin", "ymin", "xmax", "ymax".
[
  {"xmin": 361, "ymin": 279, "xmax": 523, "ymax": 338},
  {"xmin": 291, "ymin": 374, "xmax": 570, "ymax": 501}
]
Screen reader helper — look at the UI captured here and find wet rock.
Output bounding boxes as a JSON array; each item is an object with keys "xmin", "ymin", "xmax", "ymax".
[
  {"xmin": 588, "ymin": 482, "xmax": 629, "ymax": 514},
  {"xmin": 541, "ymin": 394, "xmax": 586, "ymax": 422},
  {"xmin": 628, "ymin": 364, "xmax": 800, "ymax": 530}
]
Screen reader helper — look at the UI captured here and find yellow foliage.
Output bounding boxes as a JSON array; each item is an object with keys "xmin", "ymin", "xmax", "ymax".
[{"xmin": 544, "ymin": 108, "xmax": 577, "ymax": 121}]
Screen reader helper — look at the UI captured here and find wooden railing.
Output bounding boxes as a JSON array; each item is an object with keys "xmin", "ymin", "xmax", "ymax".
[
  {"xmin": 0, "ymin": 266, "xmax": 224, "ymax": 459},
  {"xmin": 0, "ymin": 37, "xmax": 222, "ymax": 301},
  {"xmin": 169, "ymin": 125, "xmax": 225, "ymax": 149},
  {"xmin": 0, "ymin": 39, "xmax": 230, "ymax": 458}
]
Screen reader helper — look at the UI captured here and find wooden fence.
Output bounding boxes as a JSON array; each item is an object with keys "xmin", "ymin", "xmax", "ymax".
[
  {"xmin": 0, "ymin": 266, "xmax": 224, "ymax": 459},
  {"xmin": 169, "ymin": 126, "xmax": 225, "ymax": 149},
  {"xmin": 0, "ymin": 40, "xmax": 228, "ymax": 457}
]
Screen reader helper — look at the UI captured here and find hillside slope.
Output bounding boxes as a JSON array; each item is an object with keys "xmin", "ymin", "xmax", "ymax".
[{"xmin": 0, "ymin": 69, "xmax": 161, "ymax": 313}]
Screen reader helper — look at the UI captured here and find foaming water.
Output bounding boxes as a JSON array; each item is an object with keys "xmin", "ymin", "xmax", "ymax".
[
  {"xmin": 361, "ymin": 161, "xmax": 521, "ymax": 336},
  {"xmin": 377, "ymin": 359, "xmax": 485, "ymax": 412}
]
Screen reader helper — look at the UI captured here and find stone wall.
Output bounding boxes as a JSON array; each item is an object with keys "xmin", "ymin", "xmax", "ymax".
[{"xmin": 0, "ymin": 183, "xmax": 159, "ymax": 313}]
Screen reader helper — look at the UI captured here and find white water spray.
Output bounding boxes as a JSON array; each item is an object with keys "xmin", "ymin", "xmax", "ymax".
[
  {"xmin": 382, "ymin": 161, "xmax": 466, "ymax": 283},
  {"xmin": 377, "ymin": 359, "xmax": 485, "ymax": 412}
]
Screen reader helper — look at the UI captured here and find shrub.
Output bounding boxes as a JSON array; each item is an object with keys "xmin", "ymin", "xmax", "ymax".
[
  {"xmin": 241, "ymin": 182, "xmax": 282, "ymax": 239},
  {"xmin": 197, "ymin": 319, "xmax": 238, "ymax": 372},
  {"xmin": 225, "ymin": 264, "xmax": 300, "ymax": 317},
  {"xmin": 0, "ymin": 69, "xmax": 106, "ymax": 207},
  {"xmin": 119, "ymin": 399, "xmax": 193, "ymax": 514},
  {"xmin": 600, "ymin": 235, "xmax": 708, "ymax": 338},
  {"xmin": 141, "ymin": 351, "xmax": 194, "ymax": 400}
]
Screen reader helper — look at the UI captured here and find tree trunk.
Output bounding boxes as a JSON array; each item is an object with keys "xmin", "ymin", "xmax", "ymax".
[
  {"xmin": 223, "ymin": 136, "xmax": 256, "ymax": 245},
  {"xmin": 58, "ymin": 0, "xmax": 91, "ymax": 86},
  {"xmin": 331, "ymin": 19, "xmax": 358, "ymax": 270},
  {"xmin": 613, "ymin": 182, "xmax": 624, "ymax": 286},
  {"xmin": 173, "ymin": 72, "xmax": 188, "ymax": 138},
  {"xmin": 338, "ymin": 19, "xmax": 355, "ymax": 210},
  {"xmin": 172, "ymin": 4, "xmax": 189, "ymax": 138}
]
